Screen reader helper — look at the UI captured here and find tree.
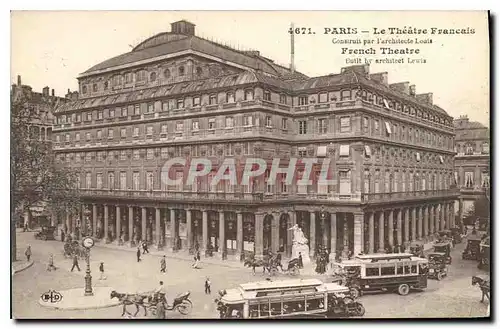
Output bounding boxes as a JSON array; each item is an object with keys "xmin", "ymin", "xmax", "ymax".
[
  {"xmin": 11, "ymin": 95, "xmax": 81, "ymax": 262},
  {"xmin": 463, "ymin": 196, "xmax": 490, "ymax": 227}
]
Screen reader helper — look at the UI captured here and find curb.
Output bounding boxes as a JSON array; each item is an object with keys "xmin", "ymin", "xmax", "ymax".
[
  {"xmin": 12, "ymin": 260, "xmax": 34, "ymax": 274},
  {"xmin": 38, "ymin": 300, "xmax": 121, "ymax": 311}
]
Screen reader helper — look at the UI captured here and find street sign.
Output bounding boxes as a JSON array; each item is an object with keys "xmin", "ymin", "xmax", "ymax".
[{"xmin": 82, "ymin": 236, "xmax": 95, "ymax": 249}]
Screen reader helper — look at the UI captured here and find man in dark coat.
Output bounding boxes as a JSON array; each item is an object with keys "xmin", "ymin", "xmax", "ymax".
[
  {"xmin": 71, "ymin": 254, "xmax": 81, "ymax": 272},
  {"xmin": 298, "ymin": 252, "xmax": 303, "ymax": 269},
  {"xmin": 142, "ymin": 240, "xmax": 150, "ymax": 254},
  {"xmin": 136, "ymin": 247, "xmax": 141, "ymax": 262},
  {"xmin": 160, "ymin": 255, "xmax": 166, "ymax": 273}
]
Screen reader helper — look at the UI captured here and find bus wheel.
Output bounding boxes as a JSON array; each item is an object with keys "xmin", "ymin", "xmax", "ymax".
[
  {"xmin": 397, "ymin": 284, "xmax": 410, "ymax": 296},
  {"xmin": 437, "ymin": 272, "xmax": 445, "ymax": 281}
]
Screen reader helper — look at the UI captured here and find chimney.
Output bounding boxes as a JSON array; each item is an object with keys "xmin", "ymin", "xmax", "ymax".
[
  {"xmin": 17, "ymin": 75, "xmax": 21, "ymax": 86},
  {"xmin": 389, "ymin": 82, "xmax": 410, "ymax": 95},
  {"xmin": 340, "ymin": 64, "xmax": 370, "ymax": 76},
  {"xmin": 170, "ymin": 20, "xmax": 196, "ymax": 36},
  {"xmin": 42, "ymin": 86, "xmax": 50, "ymax": 97},
  {"xmin": 51, "ymin": 89, "xmax": 55, "ymax": 97},
  {"xmin": 290, "ymin": 22, "xmax": 295, "ymax": 73},
  {"xmin": 416, "ymin": 93, "xmax": 433, "ymax": 105},
  {"xmin": 409, "ymin": 85, "xmax": 416, "ymax": 97},
  {"xmin": 369, "ymin": 72, "xmax": 389, "ymax": 85}
]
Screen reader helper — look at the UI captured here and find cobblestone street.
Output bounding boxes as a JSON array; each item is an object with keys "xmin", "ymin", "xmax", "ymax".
[{"xmin": 12, "ymin": 231, "xmax": 489, "ymax": 319}]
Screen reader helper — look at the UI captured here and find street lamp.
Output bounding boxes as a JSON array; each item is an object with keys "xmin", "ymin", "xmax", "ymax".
[{"xmin": 82, "ymin": 207, "xmax": 95, "ymax": 297}]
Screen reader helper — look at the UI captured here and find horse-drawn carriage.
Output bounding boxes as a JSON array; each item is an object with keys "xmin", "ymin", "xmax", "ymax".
[
  {"xmin": 244, "ymin": 253, "xmax": 301, "ymax": 276},
  {"xmin": 34, "ymin": 226, "xmax": 57, "ymax": 241}
]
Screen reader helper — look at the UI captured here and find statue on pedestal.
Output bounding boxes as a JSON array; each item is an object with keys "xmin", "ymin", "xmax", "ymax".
[{"xmin": 288, "ymin": 224, "xmax": 311, "ymax": 265}]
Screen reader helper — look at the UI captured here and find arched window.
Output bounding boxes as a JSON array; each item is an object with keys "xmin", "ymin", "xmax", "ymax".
[
  {"xmin": 150, "ymin": 72, "xmax": 157, "ymax": 82},
  {"xmin": 164, "ymin": 68, "xmax": 171, "ymax": 79},
  {"xmin": 113, "ymin": 75, "xmax": 122, "ymax": 86},
  {"xmin": 136, "ymin": 70, "xmax": 146, "ymax": 82},
  {"xmin": 93, "ymin": 84, "xmax": 97, "ymax": 92},
  {"xmin": 196, "ymin": 67, "xmax": 203, "ymax": 76},
  {"xmin": 82, "ymin": 85, "xmax": 87, "ymax": 94},
  {"xmin": 482, "ymin": 142, "xmax": 489, "ymax": 154},
  {"xmin": 244, "ymin": 89, "xmax": 254, "ymax": 101},
  {"xmin": 179, "ymin": 66, "xmax": 185, "ymax": 76},
  {"xmin": 104, "ymin": 81, "xmax": 109, "ymax": 90}
]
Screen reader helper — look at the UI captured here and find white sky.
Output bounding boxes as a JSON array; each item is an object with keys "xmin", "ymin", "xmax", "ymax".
[{"xmin": 11, "ymin": 11, "xmax": 489, "ymax": 126}]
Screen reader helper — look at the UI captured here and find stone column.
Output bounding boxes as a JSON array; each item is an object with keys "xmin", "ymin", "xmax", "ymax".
[
  {"xmin": 236, "ymin": 212, "xmax": 243, "ymax": 257},
  {"xmin": 141, "ymin": 207, "xmax": 147, "ymax": 241},
  {"xmin": 202, "ymin": 210, "xmax": 208, "ymax": 251},
  {"xmin": 458, "ymin": 199, "xmax": 464, "ymax": 225},
  {"xmin": 155, "ymin": 208, "xmax": 161, "ymax": 249},
  {"xmin": 115, "ymin": 206, "xmax": 121, "ymax": 245},
  {"xmin": 378, "ymin": 212, "xmax": 385, "ymax": 252},
  {"xmin": 429, "ymin": 206, "xmax": 434, "ymax": 235},
  {"xmin": 92, "ymin": 204, "xmax": 97, "ymax": 237},
  {"xmin": 404, "ymin": 208, "xmax": 410, "ymax": 243},
  {"xmin": 170, "ymin": 209, "xmax": 177, "ymax": 251},
  {"xmin": 309, "ymin": 211, "xmax": 316, "ymax": 257},
  {"xmin": 434, "ymin": 205, "xmax": 439, "ymax": 233},
  {"xmin": 128, "ymin": 206, "xmax": 134, "ymax": 247},
  {"xmin": 423, "ymin": 206, "xmax": 429, "ymax": 238},
  {"xmin": 387, "ymin": 210, "xmax": 394, "ymax": 248},
  {"xmin": 396, "ymin": 210, "xmax": 402, "ymax": 246},
  {"xmin": 65, "ymin": 211, "xmax": 71, "ymax": 233},
  {"xmin": 218, "ymin": 212, "xmax": 225, "ymax": 256},
  {"xmin": 368, "ymin": 212, "xmax": 375, "ymax": 253},
  {"xmin": 254, "ymin": 213, "xmax": 264, "ymax": 259},
  {"xmin": 353, "ymin": 213, "xmax": 363, "ymax": 256},
  {"xmin": 450, "ymin": 203, "xmax": 455, "ymax": 228},
  {"xmin": 417, "ymin": 207, "xmax": 422, "ymax": 240},
  {"xmin": 441, "ymin": 203, "xmax": 446, "ymax": 231},
  {"xmin": 321, "ymin": 213, "xmax": 328, "ymax": 249},
  {"xmin": 186, "ymin": 209, "xmax": 192, "ymax": 251},
  {"xmin": 342, "ymin": 214, "xmax": 349, "ymax": 258},
  {"xmin": 104, "ymin": 204, "xmax": 109, "ymax": 243},
  {"xmin": 329, "ymin": 213, "xmax": 337, "ymax": 261},
  {"xmin": 411, "ymin": 207, "xmax": 416, "ymax": 241},
  {"xmin": 271, "ymin": 215, "xmax": 279, "ymax": 253},
  {"xmin": 288, "ymin": 211, "xmax": 296, "ymax": 258}
]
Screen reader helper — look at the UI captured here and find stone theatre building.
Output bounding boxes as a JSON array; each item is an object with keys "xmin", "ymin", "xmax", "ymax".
[{"xmin": 53, "ymin": 20, "xmax": 459, "ymax": 260}]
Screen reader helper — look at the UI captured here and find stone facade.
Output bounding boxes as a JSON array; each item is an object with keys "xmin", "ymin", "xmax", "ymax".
[{"xmin": 52, "ymin": 20, "xmax": 458, "ymax": 260}]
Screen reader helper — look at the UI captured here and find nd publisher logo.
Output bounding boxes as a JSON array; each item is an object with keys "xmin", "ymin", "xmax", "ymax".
[{"xmin": 41, "ymin": 290, "xmax": 63, "ymax": 303}]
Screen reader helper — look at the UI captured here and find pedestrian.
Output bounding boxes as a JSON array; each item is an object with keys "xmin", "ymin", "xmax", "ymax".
[
  {"xmin": 99, "ymin": 261, "xmax": 106, "ymax": 280},
  {"xmin": 47, "ymin": 254, "xmax": 57, "ymax": 271},
  {"xmin": 298, "ymin": 252, "xmax": 303, "ymax": 269},
  {"xmin": 196, "ymin": 250, "xmax": 201, "ymax": 262},
  {"xmin": 160, "ymin": 255, "xmax": 166, "ymax": 273},
  {"xmin": 205, "ymin": 277, "xmax": 211, "ymax": 294},
  {"xmin": 192, "ymin": 256, "xmax": 200, "ymax": 269},
  {"xmin": 25, "ymin": 245, "xmax": 32, "ymax": 262},
  {"xmin": 156, "ymin": 300, "xmax": 166, "ymax": 319},
  {"xmin": 61, "ymin": 229, "xmax": 65, "ymax": 242},
  {"xmin": 136, "ymin": 247, "xmax": 141, "ymax": 262},
  {"xmin": 23, "ymin": 223, "xmax": 28, "ymax": 232},
  {"xmin": 71, "ymin": 253, "xmax": 81, "ymax": 272},
  {"xmin": 142, "ymin": 240, "xmax": 150, "ymax": 254}
]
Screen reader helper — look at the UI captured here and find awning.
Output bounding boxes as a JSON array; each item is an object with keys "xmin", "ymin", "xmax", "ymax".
[
  {"xmin": 340, "ymin": 145, "xmax": 350, "ymax": 157},
  {"xmin": 317, "ymin": 146, "xmax": 327, "ymax": 157},
  {"xmin": 385, "ymin": 121, "xmax": 392, "ymax": 134},
  {"xmin": 416, "ymin": 152, "xmax": 421, "ymax": 161},
  {"xmin": 439, "ymin": 156, "xmax": 444, "ymax": 163},
  {"xmin": 364, "ymin": 145, "xmax": 371, "ymax": 157}
]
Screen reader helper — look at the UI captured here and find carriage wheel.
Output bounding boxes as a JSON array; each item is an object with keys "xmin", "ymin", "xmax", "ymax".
[
  {"xmin": 291, "ymin": 267, "xmax": 299, "ymax": 276},
  {"xmin": 176, "ymin": 300, "xmax": 193, "ymax": 315},
  {"xmin": 270, "ymin": 267, "xmax": 278, "ymax": 276}
]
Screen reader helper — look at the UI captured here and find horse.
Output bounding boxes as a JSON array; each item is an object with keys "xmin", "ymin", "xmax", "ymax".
[
  {"xmin": 110, "ymin": 290, "xmax": 150, "ymax": 317},
  {"xmin": 471, "ymin": 276, "xmax": 490, "ymax": 303},
  {"xmin": 244, "ymin": 257, "xmax": 271, "ymax": 275}
]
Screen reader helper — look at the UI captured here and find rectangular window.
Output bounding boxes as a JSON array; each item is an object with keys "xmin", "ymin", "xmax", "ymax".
[
  {"xmin": 244, "ymin": 115, "xmax": 253, "ymax": 126},
  {"xmin": 318, "ymin": 118, "xmax": 327, "ymax": 134},
  {"xmin": 465, "ymin": 171, "xmax": 474, "ymax": 188},
  {"xmin": 374, "ymin": 120, "xmax": 380, "ymax": 132},
  {"xmin": 225, "ymin": 117, "xmax": 234, "ymax": 128},
  {"xmin": 281, "ymin": 118, "xmax": 288, "ymax": 130},
  {"xmin": 226, "ymin": 143, "xmax": 233, "ymax": 156},
  {"xmin": 176, "ymin": 122, "xmax": 184, "ymax": 132},
  {"xmin": 97, "ymin": 111, "xmax": 103, "ymax": 120},
  {"xmin": 96, "ymin": 173, "xmax": 103, "ymax": 189},
  {"xmin": 366, "ymin": 266, "xmax": 380, "ymax": 277},
  {"xmin": 341, "ymin": 90, "xmax": 352, "ymax": 101},
  {"xmin": 97, "ymin": 151, "xmax": 103, "ymax": 162},
  {"xmin": 120, "ymin": 172, "xmax": 127, "ymax": 190},
  {"xmin": 134, "ymin": 104, "xmax": 140, "ymax": 115},
  {"xmin": 263, "ymin": 90, "xmax": 271, "ymax": 101},
  {"xmin": 75, "ymin": 133, "xmax": 80, "ymax": 141},
  {"xmin": 299, "ymin": 121, "xmax": 307, "ymax": 135},
  {"xmin": 97, "ymin": 130, "xmax": 102, "ymax": 140},
  {"xmin": 339, "ymin": 170, "xmax": 351, "ymax": 194},
  {"xmin": 319, "ymin": 92, "xmax": 328, "ymax": 103},
  {"xmin": 209, "ymin": 94, "xmax": 217, "ymax": 105},
  {"xmin": 161, "ymin": 148, "xmax": 168, "ymax": 159},
  {"xmin": 122, "ymin": 107, "xmax": 128, "ymax": 117},
  {"xmin": 85, "ymin": 172, "xmax": 92, "ymax": 189},
  {"xmin": 339, "ymin": 144, "xmax": 350, "ymax": 157},
  {"xmin": 364, "ymin": 145, "xmax": 371, "ymax": 157},
  {"xmin": 385, "ymin": 121, "xmax": 392, "ymax": 135},
  {"xmin": 298, "ymin": 147, "xmax": 307, "ymax": 157},
  {"xmin": 162, "ymin": 102, "xmax": 168, "ymax": 112},
  {"xmin": 76, "ymin": 114, "xmax": 81, "ymax": 122},
  {"xmin": 86, "ymin": 132, "xmax": 91, "ymax": 141},
  {"xmin": 317, "ymin": 146, "xmax": 327, "ymax": 157},
  {"xmin": 192, "ymin": 121, "xmax": 199, "ymax": 131},
  {"xmin": 265, "ymin": 116, "xmax": 272, "ymax": 128},
  {"xmin": 340, "ymin": 117, "xmax": 351, "ymax": 133},
  {"xmin": 381, "ymin": 265, "xmax": 396, "ymax": 276},
  {"xmin": 133, "ymin": 150, "xmax": 140, "ymax": 160},
  {"xmin": 133, "ymin": 127, "xmax": 139, "ymax": 137},
  {"xmin": 147, "ymin": 103, "xmax": 154, "ymax": 113},
  {"xmin": 245, "ymin": 90, "xmax": 254, "ymax": 101},
  {"xmin": 243, "ymin": 142, "xmax": 251, "ymax": 155},
  {"xmin": 108, "ymin": 172, "xmax": 115, "ymax": 189},
  {"xmin": 121, "ymin": 128, "xmax": 127, "ymax": 138},
  {"xmin": 226, "ymin": 92, "xmax": 235, "ymax": 103},
  {"xmin": 146, "ymin": 126, "xmax": 153, "ymax": 136},
  {"xmin": 146, "ymin": 149, "xmax": 154, "ymax": 160},
  {"xmin": 298, "ymin": 96, "xmax": 308, "ymax": 106},
  {"xmin": 363, "ymin": 117, "xmax": 369, "ymax": 132},
  {"xmin": 176, "ymin": 99, "xmax": 184, "ymax": 109},
  {"xmin": 86, "ymin": 112, "xmax": 92, "ymax": 121},
  {"xmin": 279, "ymin": 94, "xmax": 287, "ymax": 104},
  {"xmin": 208, "ymin": 118, "xmax": 216, "ymax": 130},
  {"xmin": 146, "ymin": 172, "xmax": 154, "ymax": 190},
  {"xmin": 65, "ymin": 134, "xmax": 70, "ymax": 142},
  {"xmin": 161, "ymin": 124, "xmax": 168, "ymax": 134},
  {"xmin": 133, "ymin": 172, "xmax": 140, "ymax": 190},
  {"xmin": 193, "ymin": 96, "xmax": 201, "ymax": 107},
  {"xmin": 109, "ymin": 109, "xmax": 115, "ymax": 117},
  {"xmin": 120, "ymin": 150, "xmax": 126, "ymax": 161}
]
